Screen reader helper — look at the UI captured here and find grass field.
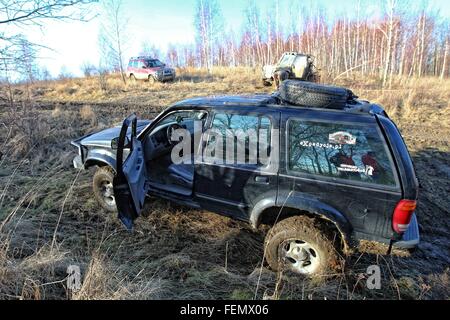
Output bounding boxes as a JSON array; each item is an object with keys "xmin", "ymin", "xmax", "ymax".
[{"xmin": 0, "ymin": 68, "xmax": 449, "ymax": 299}]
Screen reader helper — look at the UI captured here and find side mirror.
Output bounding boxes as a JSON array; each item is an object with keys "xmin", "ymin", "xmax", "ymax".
[{"xmin": 111, "ymin": 136, "xmax": 131, "ymax": 150}]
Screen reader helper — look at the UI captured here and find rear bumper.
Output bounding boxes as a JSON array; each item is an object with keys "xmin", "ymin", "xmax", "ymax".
[{"xmin": 394, "ymin": 213, "xmax": 420, "ymax": 249}]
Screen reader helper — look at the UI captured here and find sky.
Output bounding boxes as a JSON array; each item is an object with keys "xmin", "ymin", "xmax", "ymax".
[{"xmin": 12, "ymin": 0, "xmax": 450, "ymax": 77}]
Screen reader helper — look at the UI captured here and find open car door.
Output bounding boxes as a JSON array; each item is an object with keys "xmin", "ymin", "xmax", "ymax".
[{"xmin": 113, "ymin": 114, "xmax": 148, "ymax": 230}]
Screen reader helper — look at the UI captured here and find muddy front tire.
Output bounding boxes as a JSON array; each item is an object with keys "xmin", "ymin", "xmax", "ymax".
[
  {"xmin": 264, "ymin": 216, "xmax": 340, "ymax": 276},
  {"xmin": 93, "ymin": 166, "xmax": 117, "ymax": 212},
  {"xmin": 262, "ymin": 79, "xmax": 272, "ymax": 87}
]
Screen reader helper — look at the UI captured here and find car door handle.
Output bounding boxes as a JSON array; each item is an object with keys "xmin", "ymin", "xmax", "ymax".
[{"xmin": 255, "ymin": 176, "xmax": 269, "ymax": 183}]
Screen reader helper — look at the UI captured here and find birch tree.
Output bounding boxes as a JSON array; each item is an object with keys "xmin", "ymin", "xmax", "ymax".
[
  {"xmin": 193, "ymin": 0, "xmax": 224, "ymax": 72},
  {"xmin": 98, "ymin": 0, "xmax": 129, "ymax": 83}
]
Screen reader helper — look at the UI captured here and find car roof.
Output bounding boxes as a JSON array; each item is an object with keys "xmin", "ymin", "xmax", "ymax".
[
  {"xmin": 173, "ymin": 94, "xmax": 277, "ymax": 107},
  {"xmin": 130, "ymin": 56, "xmax": 159, "ymax": 61},
  {"xmin": 171, "ymin": 94, "xmax": 387, "ymax": 117}
]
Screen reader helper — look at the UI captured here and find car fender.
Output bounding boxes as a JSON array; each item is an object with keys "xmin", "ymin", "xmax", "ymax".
[
  {"xmin": 250, "ymin": 191, "xmax": 355, "ymax": 249},
  {"xmin": 84, "ymin": 148, "xmax": 117, "ymax": 172}
]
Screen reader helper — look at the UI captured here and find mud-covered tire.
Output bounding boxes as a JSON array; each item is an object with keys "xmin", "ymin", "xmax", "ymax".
[
  {"xmin": 262, "ymin": 79, "xmax": 272, "ymax": 87},
  {"xmin": 129, "ymin": 74, "xmax": 136, "ymax": 82},
  {"xmin": 93, "ymin": 166, "xmax": 117, "ymax": 213},
  {"xmin": 148, "ymin": 75, "xmax": 155, "ymax": 84},
  {"xmin": 279, "ymin": 80, "xmax": 351, "ymax": 109},
  {"xmin": 264, "ymin": 216, "xmax": 340, "ymax": 276},
  {"xmin": 274, "ymin": 70, "xmax": 289, "ymax": 88}
]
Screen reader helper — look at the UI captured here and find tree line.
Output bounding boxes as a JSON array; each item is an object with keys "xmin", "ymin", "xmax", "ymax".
[
  {"xmin": 1, "ymin": 0, "xmax": 448, "ymax": 87},
  {"xmin": 170, "ymin": 0, "xmax": 448, "ymax": 83}
]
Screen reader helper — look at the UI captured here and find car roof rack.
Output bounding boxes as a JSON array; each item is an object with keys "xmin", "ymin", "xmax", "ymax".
[
  {"xmin": 130, "ymin": 56, "xmax": 155, "ymax": 60},
  {"xmin": 277, "ymin": 96, "xmax": 387, "ymax": 116}
]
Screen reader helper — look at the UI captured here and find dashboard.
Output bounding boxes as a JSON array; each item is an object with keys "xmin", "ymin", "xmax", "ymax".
[{"xmin": 143, "ymin": 123, "xmax": 174, "ymax": 161}]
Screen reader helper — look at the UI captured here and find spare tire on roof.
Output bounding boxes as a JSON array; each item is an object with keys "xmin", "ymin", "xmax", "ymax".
[{"xmin": 279, "ymin": 80, "xmax": 355, "ymax": 109}]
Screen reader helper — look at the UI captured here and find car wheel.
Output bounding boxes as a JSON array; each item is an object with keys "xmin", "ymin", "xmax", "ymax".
[
  {"xmin": 264, "ymin": 216, "xmax": 340, "ymax": 276},
  {"xmin": 129, "ymin": 74, "xmax": 136, "ymax": 82},
  {"xmin": 262, "ymin": 79, "xmax": 272, "ymax": 87},
  {"xmin": 148, "ymin": 75, "xmax": 155, "ymax": 84},
  {"xmin": 93, "ymin": 166, "xmax": 117, "ymax": 212}
]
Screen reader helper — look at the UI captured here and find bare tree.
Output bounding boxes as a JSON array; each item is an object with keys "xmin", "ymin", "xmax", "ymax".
[
  {"xmin": 0, "ymin": 0, "xmax": 93, "ymax": 26},
  {"xmin": 139, "ymin": 41, "xmax": 161, "ymax": 58},
  {"xmin": 98, "ymin": 0, "xmax": 129, "ymax": 83},
  {"xmin": 0, "ymin": 0, "xmax": 94, "ymax": 87},
  {"xmin": 243, "ymin": 0, "xmax": 263, "ymax": 67},
  {"xmin": 193, "ymin": 0, "xmax": 224, "ymax": 72},
  {"xmin": 81, "ymin": 61, "xmax": 97, "ymax": 77},
  {"xmin": 441, "ymin": 36, "xmax": 448, "ymax": 80},
  {"xmin": 16, "ymin": 38, "xmax": 39, "ymax": 90},
  {"xmin": 58, "ymin": 65, "xmax": 72, "ymax": 80}
]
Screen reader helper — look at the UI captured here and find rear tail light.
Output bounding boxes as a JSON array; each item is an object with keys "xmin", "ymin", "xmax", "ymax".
[{"xmin": 392, "ymin": 199, "xmax": 417, "ymax": 233}]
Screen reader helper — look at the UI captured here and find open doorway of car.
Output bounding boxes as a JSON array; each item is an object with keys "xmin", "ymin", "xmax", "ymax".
[
  {"xmin": 113, "ymin": 114, "xmax": 148, "ymax": 229},
  {"xmin": 143, "ymin": 110, "xmax": 208, "ymax": 197}
]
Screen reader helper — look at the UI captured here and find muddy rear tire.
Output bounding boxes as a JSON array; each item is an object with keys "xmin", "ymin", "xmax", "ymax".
[
  {"xmin": 148, "ymin": 75, "xmax": 155, "ymax": 84},
  {"xmin": 264, "ymin": 216, "xmax": 340, "ymax": 276},
  {"xmin": 93, "ymin": 166, "xmax": 117, "ymax": 213}
]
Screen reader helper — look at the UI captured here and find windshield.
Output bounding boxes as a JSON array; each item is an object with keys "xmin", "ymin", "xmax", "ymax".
[
  {"xmin": 278, "ymin": 54, "xmax": 296, "ymax": 68},
  {"xmin": 145, "ymin": 59, "xmax": 164, "ymax": 67}
]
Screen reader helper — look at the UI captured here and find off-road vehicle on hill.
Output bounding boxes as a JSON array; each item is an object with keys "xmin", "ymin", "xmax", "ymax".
[
  {"xmin": 262, "ymin": 52, "xmax": 319, "ymax": 88},
  {"xmin": 126, "ymin": 56, "xmax": 176, "ymax": 83},
  {"xmin": 71, "ymin": 80, "xmax": 419, "ymax": 276}
]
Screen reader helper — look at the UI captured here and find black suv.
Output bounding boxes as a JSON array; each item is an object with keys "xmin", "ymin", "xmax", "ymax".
[{"xmin": 71, "ymin": 81, "xmax": 419, "ymax": 276}]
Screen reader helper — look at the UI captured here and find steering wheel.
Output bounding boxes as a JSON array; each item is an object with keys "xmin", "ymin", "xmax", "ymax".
[{"xmin": 166, "ymin": 123, "xmax": 183, "ymax": 145}]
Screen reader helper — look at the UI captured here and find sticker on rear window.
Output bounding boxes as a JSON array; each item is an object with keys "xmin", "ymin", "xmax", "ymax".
[
  {"xmin": 337, "ymin": 164, "xmax": 374, "ymax": 176},
  {"xmin": 300, "ymin": 140, "xmax": 342, "ymax": 150},
  {"xmin": 329, "ymin": 131, "xmax": 356, "ymax": 145}
]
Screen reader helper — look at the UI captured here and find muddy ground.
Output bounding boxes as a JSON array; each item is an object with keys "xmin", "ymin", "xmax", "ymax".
[{"xmin": 0, "ymin": 72, "xmax": 449, "ymax": 299}]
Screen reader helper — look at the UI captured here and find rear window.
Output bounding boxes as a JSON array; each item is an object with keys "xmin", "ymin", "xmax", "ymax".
[{"xmin": 288, "ymin": 119, "xmax": 397, "ymax": 187}]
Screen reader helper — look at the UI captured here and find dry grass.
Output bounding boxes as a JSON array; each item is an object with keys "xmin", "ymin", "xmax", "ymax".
[{"xmin": 0, "ymin": 69, "xmax": 449, "ymax": 300}]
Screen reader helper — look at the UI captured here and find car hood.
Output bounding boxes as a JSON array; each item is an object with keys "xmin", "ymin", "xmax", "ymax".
[
  {"xmin": 263, "ymin": 64, "xmax": 276, "ymax": 71},
  {"xmin": 78, "ymin": 120, "xmax": 151, "ymax": 148}
]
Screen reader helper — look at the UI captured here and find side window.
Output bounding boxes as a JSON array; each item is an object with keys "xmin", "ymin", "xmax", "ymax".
[
  {"xmin": 157, "ymin": 110, "xmax": 207, "ymax": 130},
  {"xmin": 206, "ymin": 113, "xmax": 271, "ymax": 167},
  {"xmin": 132, "ymin": 60, "xmax": 138, "ymax": 68},
  {"xmin": 128, "ymin": 60, "xmax": 133, "ymax": 67},
  {"xmin": 288, "ymin": 120, "xmax": 397, "ymax": 186}
]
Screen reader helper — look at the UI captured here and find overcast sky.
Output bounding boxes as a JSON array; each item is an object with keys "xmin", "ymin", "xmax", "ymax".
[{"xmin": 14, "ymin": 0, "xmax": 450, "ymax": 77}]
